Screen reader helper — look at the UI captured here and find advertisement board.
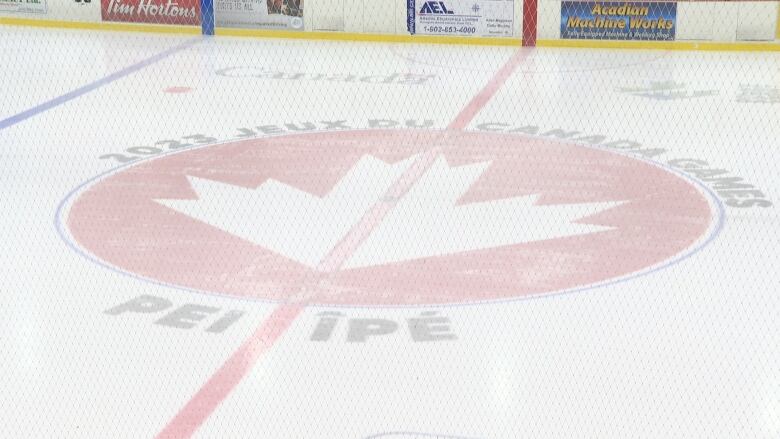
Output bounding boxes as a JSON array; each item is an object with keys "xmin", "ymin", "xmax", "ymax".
[
  {"xmin": 407, "ymin": 0, "xmax": 513, "ymax": 37},
  {"xmin": 66, "ymin": 0, "xmax": 101, "ymax": 22},
  {"xmin": 215, "ymin": 0, "xmax": 303, "ymax": 30},
  {"xmin": 561, "ymin": 1, "xmax": 676, "ymax": 41},
  {"xmin": 0, "ymin": 0, "xmax": 47, "ymax": 14},
  {"xmin": 101, "ymin": 0, "xmax": 200, "ymax": 25}
]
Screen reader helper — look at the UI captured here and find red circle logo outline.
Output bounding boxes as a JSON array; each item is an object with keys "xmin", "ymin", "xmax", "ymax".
[{"xmin": 65, "ymin": 129, "xmax": 717, "ymax": 306}]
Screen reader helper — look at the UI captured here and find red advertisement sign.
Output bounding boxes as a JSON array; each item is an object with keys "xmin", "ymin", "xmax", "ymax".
[{"xmin": 102, "ymin": 0, "xmax": 201, "ymax": 25}]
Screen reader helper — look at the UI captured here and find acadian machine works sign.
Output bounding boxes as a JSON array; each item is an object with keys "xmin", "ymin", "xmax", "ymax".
[{"xmin": 561, "ymin": 1, "xmax": 676, "ymax": 41}]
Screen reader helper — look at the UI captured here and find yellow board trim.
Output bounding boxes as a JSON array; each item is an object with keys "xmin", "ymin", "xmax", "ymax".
[
  {"xmin": 215, "ymin": 27, "xmax": 521, "ymax": 46},
  {"xmin": 2, "ymin": 16, "xmax": 780, "ymax": 51},
  {"xmin": 537, "ymin": 38, "xmax": 780, "ymax": 52},
  {"xmin": 0, "ymin": 16, "xmax": 200, "ymax": 35},
  {"xmin": 0, "ymin": 16, "xmax": 519, "ymax": 46}
]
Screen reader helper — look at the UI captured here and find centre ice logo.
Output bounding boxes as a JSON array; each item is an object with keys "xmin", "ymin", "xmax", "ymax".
[
  {"xmin": 66, "ymin": 129, "xmax": 715, "ymax": 306},
  {"xmin": 157, "ymin": 154, "xmax": 622, "ymax": 269}
]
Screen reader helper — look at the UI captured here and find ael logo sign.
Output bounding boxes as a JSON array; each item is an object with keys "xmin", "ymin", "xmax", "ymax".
[
  {"xmin": 419, "ymin": 1, "xmax": 454, "ymax": 14},
  {"xmin": 66, "ymin": 130, "xmax": 714, "ymax": 307}
]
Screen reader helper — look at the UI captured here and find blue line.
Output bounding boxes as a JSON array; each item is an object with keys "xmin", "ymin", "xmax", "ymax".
[
  {"xmin": 0, "ymin": 38, "xmax": 200, "ymax": 132},
  {"xmin": 201, "ymin": 0, "xmax": 215, "ymax": 36}
]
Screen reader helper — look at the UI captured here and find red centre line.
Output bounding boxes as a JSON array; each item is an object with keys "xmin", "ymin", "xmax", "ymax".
[{"xmin": 156, "ymin": 47, "xmax": 533, "ymax": 439}]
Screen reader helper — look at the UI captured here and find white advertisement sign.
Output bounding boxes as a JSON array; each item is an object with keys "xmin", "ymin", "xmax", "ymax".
[
  {"xmin": 407, "ymin": 0, "xmax": 513, "ymax": 37},
  {"xmin": 215, "ymin": 0, "xmax": 303, "ymax": 30},
  {"xmin": 1, "ymin": 0, "xmax": 102, "ymax": 22},
  {"xmin": 65, "ymin": 0, "xmax": 100, "ymax": 22},
  {"xmin": 0, "ymin": 0, "xmax": 47, "ymax": 14}
]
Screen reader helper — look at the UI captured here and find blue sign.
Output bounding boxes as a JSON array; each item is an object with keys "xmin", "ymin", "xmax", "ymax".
[{"xmin": 561, "ymin": 1, "xmax": 677, "ymax": 41}]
